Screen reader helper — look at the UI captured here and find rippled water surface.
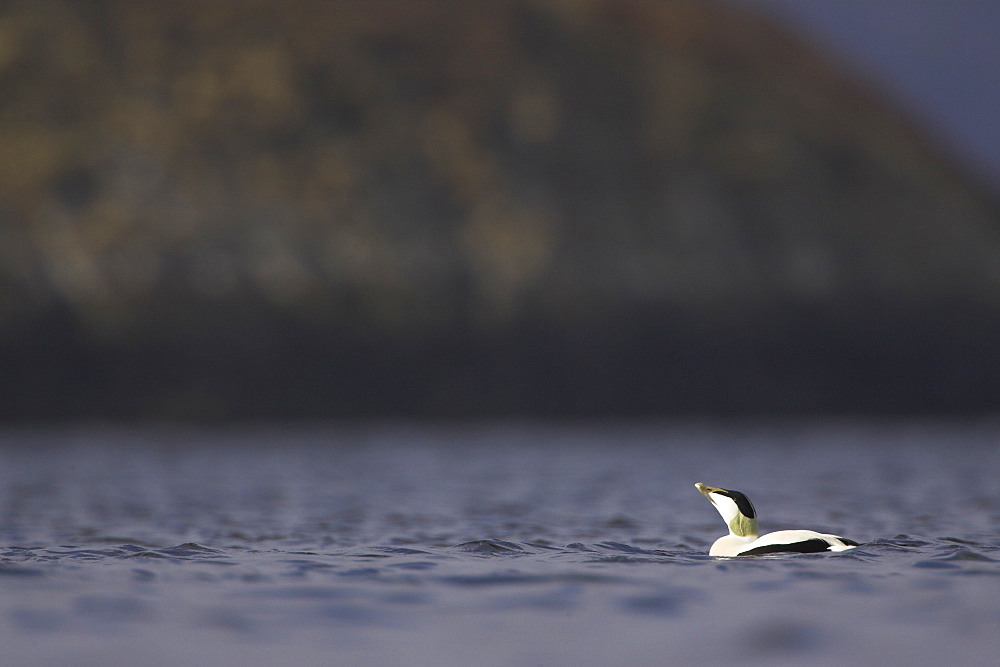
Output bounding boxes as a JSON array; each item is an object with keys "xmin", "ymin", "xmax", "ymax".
[{"xmin": 2, "ymin": 422, "xmax": 999, "ymax": 665}]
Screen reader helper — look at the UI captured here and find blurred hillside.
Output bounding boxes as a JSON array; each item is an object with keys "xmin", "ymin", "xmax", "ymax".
[{"xmin": 2, "ymin": 1, "xmax": 1000, "ymax": 421}]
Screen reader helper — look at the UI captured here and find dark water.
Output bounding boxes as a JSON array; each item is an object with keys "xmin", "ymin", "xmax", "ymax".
[{"xmin": 2, "ymin": 422, "xmax": 999, "ymax": 666}]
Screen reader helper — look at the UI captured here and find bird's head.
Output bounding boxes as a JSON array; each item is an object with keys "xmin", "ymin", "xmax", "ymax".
[{"xmin": 695, "ymin": 482, "xmax": 759, "ymax": 538}]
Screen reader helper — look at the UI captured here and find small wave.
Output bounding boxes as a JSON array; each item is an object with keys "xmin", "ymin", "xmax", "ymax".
[
  {"xmin": 0, "ymin": 564, "xmax": 44, "ymax": 577},
  {"xmin": 374, "ymin": 546, "xmax": 431, "ymax": 555},
  {"xmin": 454, "ymin": 539, "xmax": 527, "ymax": 555},
  {"xmin": 914, "ymin": 548, "xmax": 999, "ymax": 572},
  {"xmin": 440, "ymin": 571, "xmax": 618, "ymax": 588},
  {"xmin": 128, "ymin": 543, "xmax": 229, "ymax": 561},
  {"xmin": 589, "ymin": 555, "xmax": 659, "ymax": 564},
  {"xmin": 621, "ymin": 592, "xmax": 687, "ymax": 616},
  {"xmin": 940, "ymin": 536, "xmax": 983, "ymax": 546},
  {"xmin": 935, "ymin": 549, "xmax": 995, "ymax": 562},
  {"xmin": 595, "ymin": 541, "xmax": 663, "ymax": 555}
]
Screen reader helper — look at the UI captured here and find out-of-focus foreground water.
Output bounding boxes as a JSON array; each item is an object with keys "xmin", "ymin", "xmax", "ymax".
[{"xmin": 1, "ymin": 422, "xmax": 998, "ymax": 666}]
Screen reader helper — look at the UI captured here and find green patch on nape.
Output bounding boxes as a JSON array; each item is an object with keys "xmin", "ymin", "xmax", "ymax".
[{"xmin": 729, "ymin": 513, "xmax": 758, "ymax": 538}]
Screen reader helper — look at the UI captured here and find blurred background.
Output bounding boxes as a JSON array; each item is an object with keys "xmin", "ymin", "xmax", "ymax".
[{"xmin": 1, "ymin": 0, "xmax": 999, "ymax": 422}]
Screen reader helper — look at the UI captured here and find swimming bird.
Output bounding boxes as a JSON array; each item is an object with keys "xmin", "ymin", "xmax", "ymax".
[{"xmin": 695, "ymin": 482, "xmax": 859, "ymax": 556}]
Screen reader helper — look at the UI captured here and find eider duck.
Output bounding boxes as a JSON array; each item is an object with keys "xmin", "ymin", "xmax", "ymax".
[{"xmin": 695, "ymin": 482, "xmax": 859, "ymax": 556}]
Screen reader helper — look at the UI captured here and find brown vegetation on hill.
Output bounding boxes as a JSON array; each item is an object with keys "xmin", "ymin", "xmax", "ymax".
[{"xmin": 1, "ymin": 2, "xmax": 998, "ymax": 419}]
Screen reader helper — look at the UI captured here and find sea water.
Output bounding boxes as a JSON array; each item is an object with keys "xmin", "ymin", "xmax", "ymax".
[{"xmin": 1, "ymin": 422, "xmax": 998, "ymax": 666}]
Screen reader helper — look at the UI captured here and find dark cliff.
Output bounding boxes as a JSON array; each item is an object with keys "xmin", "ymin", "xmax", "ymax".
[{"xmin": 2, "ymin": 2, "xmax": 999, "ymax": 420}]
